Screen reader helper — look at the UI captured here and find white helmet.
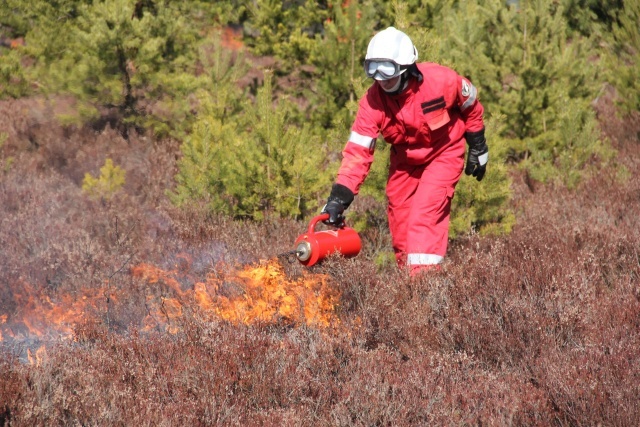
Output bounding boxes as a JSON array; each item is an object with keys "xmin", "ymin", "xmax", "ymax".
[{"xmin": 364, "ymin": 27, "xmax": 418, "ymax": 81}]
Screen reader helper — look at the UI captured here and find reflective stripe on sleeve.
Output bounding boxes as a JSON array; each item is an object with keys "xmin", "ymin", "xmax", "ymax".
[
  {"xmin": 460, "ymin": 84, "xmax": 478, "ymax": 111},
  {"xmin": 349, "ymin": 131, "xmax": 375, "ymax": 149},
  {"xmin": 407, "ymin": 253, "xmax": 444, "ymax": 265}
]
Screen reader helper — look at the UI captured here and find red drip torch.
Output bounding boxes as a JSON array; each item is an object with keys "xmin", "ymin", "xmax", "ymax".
[{"xmin": 292, "ymin": 213, "xmax": 362, "ymax": 266}]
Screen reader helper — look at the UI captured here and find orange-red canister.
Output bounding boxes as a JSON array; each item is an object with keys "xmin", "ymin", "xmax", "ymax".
[{"xmin": 294, "ymin": 213, "xmax": 361, "ymax": 266}]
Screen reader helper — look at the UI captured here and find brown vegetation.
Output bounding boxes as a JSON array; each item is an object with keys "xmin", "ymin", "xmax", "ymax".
[{"xmin": 0, "ymin": 95, "xmax": 639, "ymax": 426}]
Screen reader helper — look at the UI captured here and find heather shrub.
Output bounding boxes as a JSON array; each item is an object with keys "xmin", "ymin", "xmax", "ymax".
[{"xmin": 1, "ymin": 112, "xmax": 639, "ymax": 423}]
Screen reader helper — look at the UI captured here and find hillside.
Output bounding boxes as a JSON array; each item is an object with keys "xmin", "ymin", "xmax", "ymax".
[{"xmin": 0, "ymin": 84, "xmax": 638, "ymax": 424}]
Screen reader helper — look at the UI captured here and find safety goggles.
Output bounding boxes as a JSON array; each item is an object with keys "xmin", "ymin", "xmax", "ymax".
[{"xmin": 364, "ymin": 59, "xmax": 409, "ymax": 80}]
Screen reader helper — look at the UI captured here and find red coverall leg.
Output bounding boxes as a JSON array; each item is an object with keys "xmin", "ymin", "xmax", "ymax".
[{"xmin": 386, "ymin": 144, "xmax": 465, "ymax": 274}]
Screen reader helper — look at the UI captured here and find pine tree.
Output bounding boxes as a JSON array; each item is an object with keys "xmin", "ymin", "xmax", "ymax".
[
  {"xmin": 304, "ymin": 0, "xmax": 379, "ymax": 129},
  {"xmin": 172, "ymin": 70, "xmax": 331, "ymax": 220},
  {"xmin": 0, "ymin": 49, "xmax": 29, "ymax": 98},
  {"xmin": 9, "ymin": 0, "xmax": 206, "ymax": 138},
  {"xmin": 170, "ymin": 115, "xmax": 238, "ymax": 215},
  {"xmin": 607, "ymin": 0, "xmax": 640, "ymax": 115},
  {"xmin": 437, "ymin": 0, "xmax": 610, "ymax": 187},
  {"xmin": 82, "ymin": 158, "xmax": 126, "ymax": 200},
  {"xmin": 170, "ymin": 28, "xmax": 249, "ymax": 214},
  {"xmin": 244, "ymin": 0, "xmax": 327, "ymax": 67},
  {"xmin": 230, "ymin": 70, "xmax": 330, "ymax": 219},
  {"xmin": 0, "ymin": 0, "xmax": 82, "ymax": 98}
]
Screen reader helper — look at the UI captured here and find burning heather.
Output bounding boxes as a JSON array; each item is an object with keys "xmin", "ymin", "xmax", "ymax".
[
  {"xmin": 0, "ymin": 258, "xmax": 340, "ymax": 346},
  {"xmin": 0, "ymin": 279, "xmax": 109, "ymax": 342},
  {"xmin": 131, "ymin": 258, "xmax": 339, "ymax": 329}
]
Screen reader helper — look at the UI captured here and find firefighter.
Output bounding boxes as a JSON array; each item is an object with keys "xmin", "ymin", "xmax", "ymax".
[{"xmin": 321, "ymin": 27, "xmax": 488, "ymax": 275}]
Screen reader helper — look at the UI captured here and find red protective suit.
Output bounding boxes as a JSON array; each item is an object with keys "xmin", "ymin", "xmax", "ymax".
[{"xmin": 336, "ymin": 62, "xmax": 485, "ymax": 271}]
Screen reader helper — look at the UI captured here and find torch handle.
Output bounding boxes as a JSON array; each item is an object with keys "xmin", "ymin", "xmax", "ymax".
[{"xmin": 308, "ymin": 213, "xmax": 331, "ymax": 234}]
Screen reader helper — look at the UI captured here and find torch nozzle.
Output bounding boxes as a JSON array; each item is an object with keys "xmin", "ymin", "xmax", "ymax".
[
  {"xmin": 276, "ymin": 248, "xmax": 308, "ymax": 264},
  {"xmin": 295, "ymin": 241, "xmax": 312, "ymax": 262}
]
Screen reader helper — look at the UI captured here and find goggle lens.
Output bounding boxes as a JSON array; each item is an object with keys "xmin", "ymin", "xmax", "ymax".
[{"xmin": 364, "ymin": 60, "xmax": 406, "ymax": 80}]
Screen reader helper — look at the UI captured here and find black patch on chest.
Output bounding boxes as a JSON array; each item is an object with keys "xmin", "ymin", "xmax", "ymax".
[{"xmin": 421, "ymin": 96, "xmax": 445, "ymax": 114}]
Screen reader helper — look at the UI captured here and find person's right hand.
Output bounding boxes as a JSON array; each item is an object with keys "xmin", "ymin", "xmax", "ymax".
[
  {"xmin": 321, "ymin": 200, "xmax": 346, "ymax": 226},
  {"xmin": 321, "ymin": 184, "xmax": 355, "ymax": 226}
]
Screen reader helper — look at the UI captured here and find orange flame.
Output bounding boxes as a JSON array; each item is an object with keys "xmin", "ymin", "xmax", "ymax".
[
  {"xmin": 27, "ymin": 345, "xmax": 47, "ymax": 366},
  {"xmin": 0, "ymin": 258, "xmax": 339, "ymax": 343},
  {"xmin": 1, "ymin": 279, "xmax": 107, "ymax": 341},
  {"xmin": 0, "ymin": 314, "xmax": 6, "ymax": 341},
  {"xmin": 133, "ymin": 258, "xmax": 340, "ymax": 331}
]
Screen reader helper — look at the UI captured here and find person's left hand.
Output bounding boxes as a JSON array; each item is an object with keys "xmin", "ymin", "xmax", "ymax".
[{"xmin": 465, "ymin": 129, "xmax": 489, "ymax": 181}]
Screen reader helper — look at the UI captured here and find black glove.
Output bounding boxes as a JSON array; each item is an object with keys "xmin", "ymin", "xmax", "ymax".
[
  {"xmin": 321, "ymin": 183, "xmax": 354, "ymax": 226},
  {"xmin": 464, "ymin": 128, "xmax": 489, "ymax": 182}
]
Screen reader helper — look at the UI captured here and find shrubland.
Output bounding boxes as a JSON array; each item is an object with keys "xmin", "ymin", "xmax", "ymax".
[
  {"xmin": 0, "ymin": 0, "xmax": 639, "ymax": 425},
  {"xmin": 0, "ymin": 92, "xmax": 638, "ymax": 425}
]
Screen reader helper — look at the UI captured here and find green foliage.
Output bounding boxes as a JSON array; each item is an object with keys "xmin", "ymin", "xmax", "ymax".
[
  {"xmin": 436, "ymin": 0, "xmax": 610, "ymax": 190},
  {"xmin": 244, "ymin": 0, "xmax": 326, "ymax": 65},
  {"xmin": 521, "ymin": 97, "xmax": 615, "ymax": 187},
  {"xmin": 170, "ymin": 115, "xmax": 237, "ymax": 214},
  {"xmin": 561, "ymin": 0, "xmax": 623, "ymax": 36},
  {"xmin": 451, "ymin": 115, "xmax": 514, "ymax": 236},
  {"xmin": 0, "ymin": 132, "xmax": 13, "ymax": 174},
  {"xmin": 183, "ymin": 0, "xmax": 248, "ymax": 26},
  {"xmin": 604, "ymin": 0, "xmax": 640, "ymax": 115},
  {"xmin": 197, "ymin": 27, "xmax": 250, "ymax": 122},
  {"xmin": 172, "ymin": 70, "xmax": 332, "ymax": 220},
  {"xmin": 0, "ymin": 0, "xmax": 82, "ymax": 98},
  {"xmin": 373, "ymin": 250, "xmax": 397, "ymax": 271},
  {"xmin": 13, "ymin": 0, "xmax": 205, "ymax": 137},
  {"xmin": 82, "ymin": 158, "xmax": 126, "ymax": 199},
  {"xmin": 0, "ymin": 48, "xmax": 30, "ymax": 98},
  {"xmin": 1, "ymin": 0, "xmax": 635, "ymax": 235},
  {"xmin": 169, "ymin": 33, "xmax": 248, "ymax": 214},
  {"xmin": 305, "ymin": 0, "xmax": 379, "ymax": 129},
  {"xmin": 238, "ymin": 72, "xmax": 330, "ymax": 219}
]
